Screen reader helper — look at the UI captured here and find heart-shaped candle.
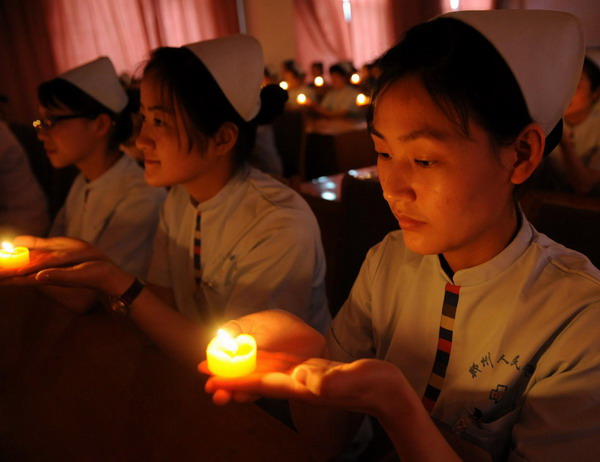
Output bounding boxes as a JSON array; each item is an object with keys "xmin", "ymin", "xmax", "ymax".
[
  {"xmin": 0, "ymin": 242, "xmax": 30, "ymax": 269},
  {"xmin": 206, "ymin": 329, "xmax": 257, "ymax": 378}
]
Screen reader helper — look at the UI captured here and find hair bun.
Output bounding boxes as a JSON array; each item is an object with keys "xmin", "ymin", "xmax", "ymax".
[{"xmin": 253, "ymin": 84, "xmax": 289, "ymax": 125}]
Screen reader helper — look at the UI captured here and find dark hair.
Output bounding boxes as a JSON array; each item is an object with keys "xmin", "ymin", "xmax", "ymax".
[
  {"xmin": 584, "ymin": 56, "xmax": 600, "ymax": 92},
  {"xmin": 282, "ymin": 59, "xmax": 305, "ymax": 80},
  {"xmin": 329, "ymin": 63, "xmax": 351, "ymax": 81},
  {"xmin": 143, "ymin": 47, "xmax": 285, "ymax": 172},
  {"xmin": 370, "ymin": 17, "xmax": 567, "ymax": 196},
  {"xmin": 372, "ymin": 18, "xmax": 534, "ymax": 149},
  {"xmin": 37, "ymin": 78, "xmax": 133, "ymax": 150}
]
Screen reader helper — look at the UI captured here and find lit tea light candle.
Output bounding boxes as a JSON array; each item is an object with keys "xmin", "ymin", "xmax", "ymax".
[
  {"xmin": 0, "ymin": 242, "xmax": 30, "ymax": 269},
  {"xmin": 356, "ymin": 93, "xmax": 370, "ymax": 106},
  {"xmin": 279, "ymin": 81, "xmax": 289, "ymax": 91},
  {"xmin": 206, "ymin": 329, "xmax": 257, "ymax": 378},
  {"xmin": 314, "ymin": 76, "xmax": 324, "ymax": 87},
  {"xmin": 296, "ymin": 93, "xmax": 307, "ymax": 105},
  {"xmin": 350, "ymin": 72, "xmax": 361, "ymax": 84}
]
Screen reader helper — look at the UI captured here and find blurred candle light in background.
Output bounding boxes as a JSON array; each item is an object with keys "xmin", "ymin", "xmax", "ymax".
[
  {"xmin": 356, "ymin": 93, "xmax": 370, "ymax": 106},
  {"xmin": 314, "ymin": 76, "xmax": 324, "ymax": 87},
  {"xmin": 296, "ymin": 93, "xmax": 307, "ymax": 105},
  {"xmin": 350, "ymin": 73, "xmax": 361, "ymax": 84},
  {"xmin": 279, "ymin": 81, "xmax": 289, "ymax": 90}
]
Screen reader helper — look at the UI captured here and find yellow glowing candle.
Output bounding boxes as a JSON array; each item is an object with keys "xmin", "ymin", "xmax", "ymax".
[
  {"xmin": 279, "ymin": 81, "xmax": 289, "ymax": 91},
  {"xmin": 314, "ymin": 76, "xmax": 324, "ymax": 87},
  {"xmin": 206, "ymin": 329, "xmax": 257, "ymax": 378},
  {"xmin": 350, "ymin": 73, "xmax": 361, "ymax": 84},
  {"xmin": 356, "ymin": 93, "xmax": 370, "ymax": 106},
  {"xmin": 0, "ymin": 242, "xmax": 30, "ymax": 269},
  {"xmin": 296, "ymin": 93, "xmax": 307, "ymax": 105}
]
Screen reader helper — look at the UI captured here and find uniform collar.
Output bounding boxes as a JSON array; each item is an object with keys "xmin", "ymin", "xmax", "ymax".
[
  {"xmin": 438, "ymin": 206, "xmax": 533, "ymax": 287},
  {"xmin": 189, "ymin": 166, "xmax": 250, "ymax": 212},
  {"xmin": 83, "ymin": 154, "xmax": 130, "ymax": 190}
]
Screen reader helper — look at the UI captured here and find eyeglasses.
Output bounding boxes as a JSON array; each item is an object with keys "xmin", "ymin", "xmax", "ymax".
[{"xmin": 32, "ymin": 114, "xmax": 96, "ymax": 131}]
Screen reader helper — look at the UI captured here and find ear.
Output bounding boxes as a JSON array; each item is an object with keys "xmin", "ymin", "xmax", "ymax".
[
  {"xmin": 212, "ymin": 122, "xmax": 239, "ymax": 156},
  {"xmin": 506, "ymin": 123, "xmax": 545, "ymax": 185},
  {"xmin": 92, "ymin": 113, "xmax": 114, "ymax": 138}
]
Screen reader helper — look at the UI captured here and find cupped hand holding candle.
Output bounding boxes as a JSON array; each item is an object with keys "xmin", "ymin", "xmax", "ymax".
[
  {"xmin": 206, "ymin": 329, "xmax": 257, "ymax": 378},
  {"xmin": 0, "ymin": 241, "xmax": 30, "ymax": 269}
]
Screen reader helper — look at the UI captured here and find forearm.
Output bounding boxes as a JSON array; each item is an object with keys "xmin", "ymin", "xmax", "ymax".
[
  {"xmin": 376, "ymin": 396, "xmax": 460, "ymax": 462},
  {"xmin": 128, "ymin": 287, "xmax": 210, "ymax": 367},
  {"xmin": 101, "ymin": 272, "xmax": 209, "ymax": 368}
]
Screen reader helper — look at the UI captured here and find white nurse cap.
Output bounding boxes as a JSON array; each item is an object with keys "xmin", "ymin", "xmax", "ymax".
[
  {"xmin": 441, "ymin": 9, "xmax": 585, "ymax": 135},
  {"xmin": 58, "ymin": 57, "xmax": 128, "ymax": 114},
  {"xmin": 185, "ymin": 34, "xmax": 264, "ymax": 122}
]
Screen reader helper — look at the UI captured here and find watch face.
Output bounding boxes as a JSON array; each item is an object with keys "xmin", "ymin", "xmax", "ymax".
[
  {"xmin": 110, "ymin": 298, "xmax": 129, "ymax": 315},
  {"xmin": 109, "ymin": 279, "xmax": 144, "ymax": 315}
]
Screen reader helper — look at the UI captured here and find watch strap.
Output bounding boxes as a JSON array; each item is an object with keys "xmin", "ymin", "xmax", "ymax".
[{"xmin": 111, "ymin": 278, "xmax": 145, "ymax": 315}]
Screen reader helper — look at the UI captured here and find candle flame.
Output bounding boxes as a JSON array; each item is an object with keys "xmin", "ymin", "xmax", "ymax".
[
  {"xmin": 217, "ymin": 329, "xmax": 239, "ymax": 354},
  {"xmin": 314, "ymin": 76, "xmax": 324, "ymax": 87},
  {"xmin": 2, "ymin": 242, "xmax": 14, "ymax": 253},
  {"xmin": 296, "ymin": 93, "xmax": 307, "ymax": 104},
  {"xmin": 350, "ymin": 73, "xmax": 361, "ymax": 84},
  {"xmin": 356, "ymin": 93, "xmax": 369, "ymax": 106},
  {"xmin": 279, "ymin": 81, "xmax": 289, "ymax": 91}
]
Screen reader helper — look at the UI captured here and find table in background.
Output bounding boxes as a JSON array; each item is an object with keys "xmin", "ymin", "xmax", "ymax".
[
  {"xmin": 519, "ymin": 189, "xmax": 600, "ymax": 267},
  {"xmin": 0, "ymin": 286, "xmax": 315, "ymax": 461},
  {"xmin": 303, "ymin": 117, "xmax": 376, "ymax": 180}
]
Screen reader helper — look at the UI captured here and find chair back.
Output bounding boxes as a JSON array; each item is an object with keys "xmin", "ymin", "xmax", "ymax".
[{"xmin": 272, "ymin": 110, "xmax": 306, "ymax": 179}]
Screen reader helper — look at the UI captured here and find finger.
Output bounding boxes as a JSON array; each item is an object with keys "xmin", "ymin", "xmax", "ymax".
[
  {"xmin": 0, "ymin": 273, "xmax": 44, "ymax": 286},
  {"xmin": 231, "ymin": 391, "xmax": 261, "ymax": 403},
  {"xmin": 292, "ymin": 363, "xmax": 329, "ymax": 395},
  {"xmin": 212, "ymin": 389, "xmax": 233, "ymax": 406},
  {"xmin": 198, "ymin": 360, "xmax": 210, "ymax": 375},
  {"xmin": 12, "ymin": 235, "xmax": 47, "ymax": 248},
  {"xmin": 219, "ymin": 319, "xmax": 244, "ymax": 337},
  {"xmin": 34, "ymin": 265, "xmax": 95, "ymax": 288}
]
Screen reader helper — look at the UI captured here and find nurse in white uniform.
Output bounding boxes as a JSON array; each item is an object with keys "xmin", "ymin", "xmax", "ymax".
[
  {"xmin": 5, "ymin": 35, "xmax": 330, "ymax": 368},
  {"xmin": 202, "ymin": 10, "xmax": 600, "ymax": 462},
  {"xmin": 32, "ymin": 57, "xmax": 166, "ymax": 310}
]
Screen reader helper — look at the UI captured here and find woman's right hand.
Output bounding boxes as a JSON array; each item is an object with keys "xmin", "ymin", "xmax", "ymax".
[
  {"xmin": 198, "ymin": 309, "xmax": 327, "ymax": 404},
  {"xmin": 213, "ymin": 309, "xmax": 327, "ymax": 359}
]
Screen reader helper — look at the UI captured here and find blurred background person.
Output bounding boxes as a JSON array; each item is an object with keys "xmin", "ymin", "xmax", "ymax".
[
  {"xmin": 311, "ymin": 62, "xmax": 362, "ymax": 119},
  {"xmin": 34, "ymin": 56, "xmax": 166, "ymax": 310},
  {"xmin": 250, "ymin": 84, "xmax": 288, "ymax": 177},
  {"xmin": 538, "ymin": 50, "xmax": 600, "ymax": 196},
  {"xmin": 0, "ymin": 119, "xmax": 49, "ymax": 237},
  {"xmin": 358, "ymin": 60, "xmax": 381, "ymax": 97},
  {"xmin": 280, "ymin": 60, "xmax": 316, "ymax": 109},
  {"xmin": 308, "ymin": 61, "xmax": 328, "ymax": 103}
]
